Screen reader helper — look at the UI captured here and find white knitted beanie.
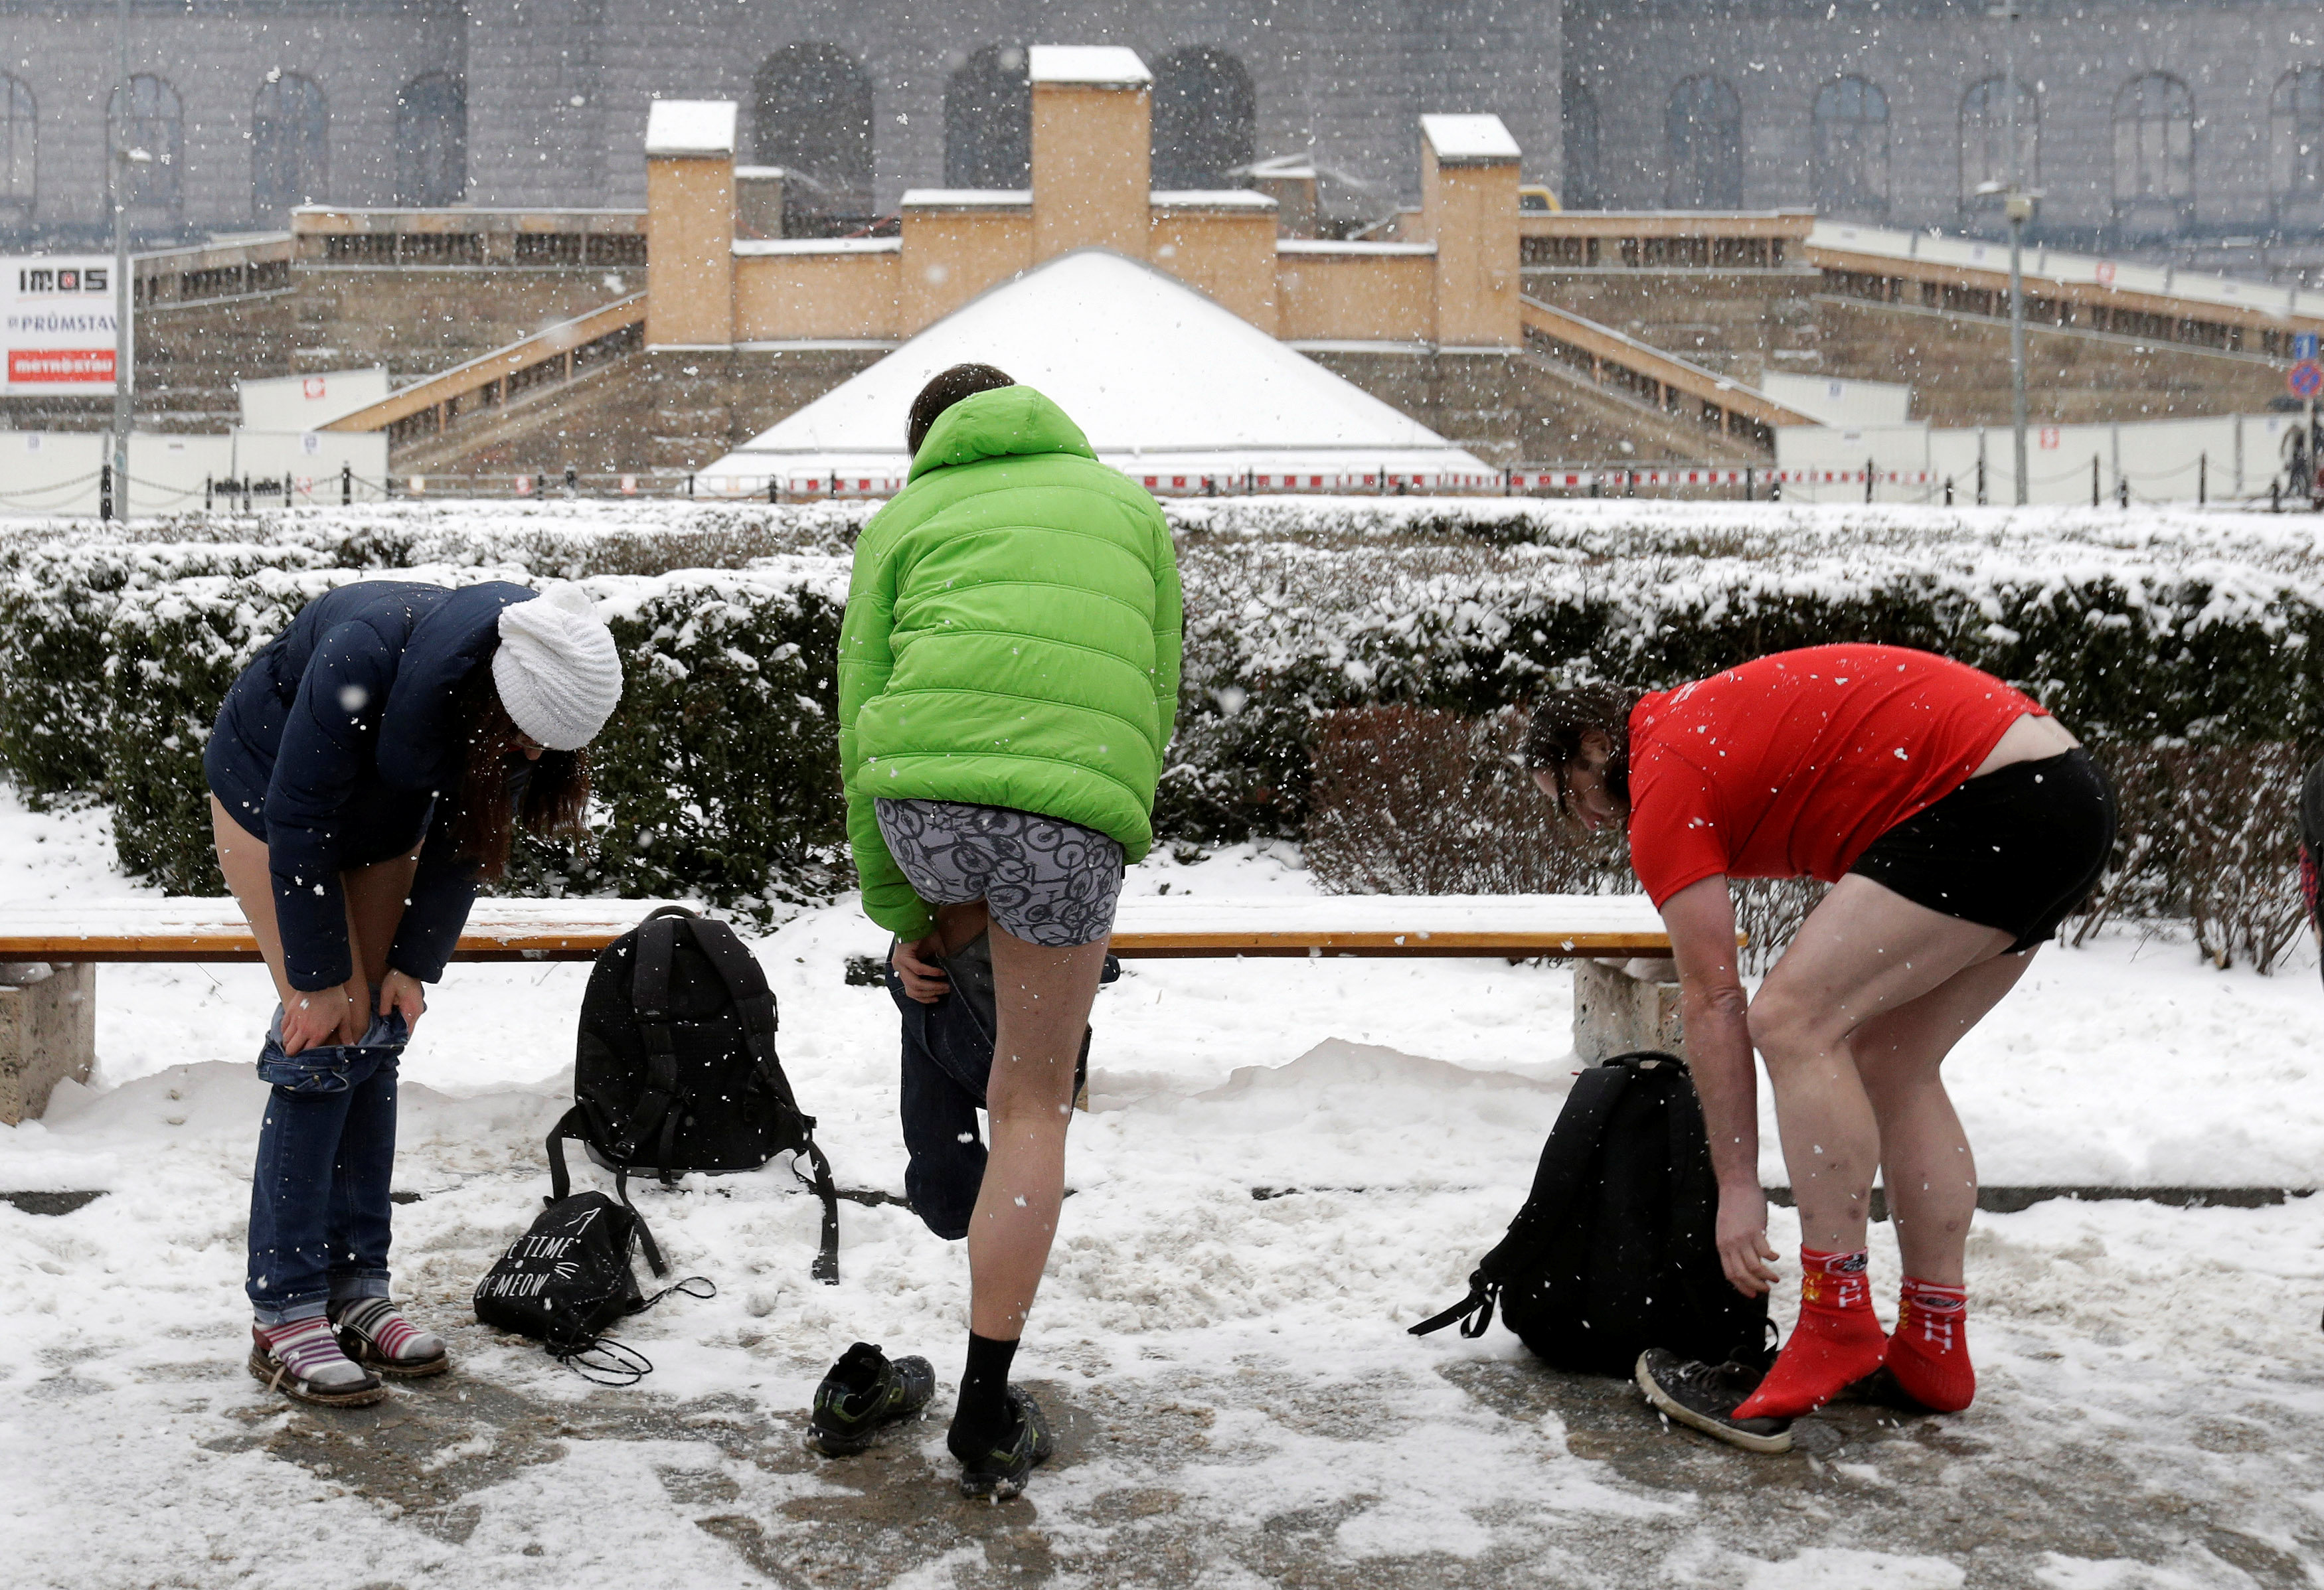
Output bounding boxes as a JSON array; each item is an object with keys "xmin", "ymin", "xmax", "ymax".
[{"xmin": 491, "ymin": 584, "xmax": 623, "ymax": 750}]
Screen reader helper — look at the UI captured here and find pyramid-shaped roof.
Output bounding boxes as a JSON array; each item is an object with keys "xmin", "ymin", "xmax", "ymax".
[{"xmin": 701, "ymin": 249, "xmax": 1495, "ymax": 495}]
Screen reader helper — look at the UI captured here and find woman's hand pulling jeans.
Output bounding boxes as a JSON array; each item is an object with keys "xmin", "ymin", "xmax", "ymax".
[
  {"xmin": 378, "ymin": 969, "xmax": 427, "ymax": 1032},
  {"xmin": 280, "ymin": 981, "xmax": 363, "ymax": 1056}
]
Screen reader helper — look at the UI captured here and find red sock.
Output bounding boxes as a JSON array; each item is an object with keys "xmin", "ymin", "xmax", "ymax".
[
  {"xmin": 1734, "ymin": 1247, "xmax": 1888, "ymax": 1419},
  {"xmin": 1884, "ymin": 1277, "xmax": 1975, "ymax": 1413}
]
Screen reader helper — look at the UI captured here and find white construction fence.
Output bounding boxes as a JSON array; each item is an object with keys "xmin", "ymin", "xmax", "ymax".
[
  {"xmin": 0, "ymin": 430, "xmax": 391, "ymax": 518},
  {"xmin": 1775, "ymin": 412, "xmax": 2313, "ymax": 506}
]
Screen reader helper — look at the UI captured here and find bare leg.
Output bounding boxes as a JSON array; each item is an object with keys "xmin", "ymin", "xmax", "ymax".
[
  {"xmin": 1849, "ymin": 949, "xmax": 2036, "ymax": 1285},
  {"xmin": 966, "ymin": 923, "xmax": 1108, "ymax": 1340},
  {"xmin": 211, "ymin": 795, "xmax": 419, "ymax": 1015},
  {"xmin": 212, "ymin": 797, "xmax": 299, "ymax": 1011},
  {"xmin": 1746, "ymin": 874, "xmax": 2015, "ymax": 1259}
]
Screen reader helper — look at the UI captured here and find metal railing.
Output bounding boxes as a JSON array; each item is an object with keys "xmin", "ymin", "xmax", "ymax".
[
  {"xmin": 1515, "ymin": 295, "xmax": 1815, "ymax": 449},
  {"xmin": 319, "ymin": 295, "xmax": 647, "ymax": 448}
]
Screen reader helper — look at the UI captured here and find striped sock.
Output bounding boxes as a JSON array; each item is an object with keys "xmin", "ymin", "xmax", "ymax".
[
  {"xmin": 331, "ymin": 1297, "xmax": 442, "ymax": 1364},
  {"xmin": 255, "ymin": 1316, "xmax": 369, "ymax": 1389}
]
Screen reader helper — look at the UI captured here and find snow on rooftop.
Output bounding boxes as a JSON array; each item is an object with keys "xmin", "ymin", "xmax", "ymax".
[
  {"xmin": 644, "ymin": 99, "xmax": 736, "ymax": 157},
  {"xmin": 1151, "ymin": 190, "xmax": 1278, "ymax": 210},
  {"xmin": 900, "ymin": 189, "xmax": 1033, "ymax": 208},
  {"xmin": 1028, "ymin": 45, "xmax": 1152, "ymax": 86},
  {"xmin": 1420, "ymin": 114, "xmax": 1521, "ymax": 164},
  {"xmin": 703, "ymin": 248, "xmax": 1489, "ymax": 482}
]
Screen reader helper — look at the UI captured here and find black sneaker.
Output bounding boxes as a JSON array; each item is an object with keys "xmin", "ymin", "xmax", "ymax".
[
  {"xmin": 807, "ymin": 1342, "xmax": 936, "ymax": 1456},
  {"xmin": 948, "ymin": 1385, "xmax": 1055, "ymax": 1500},
  {"xmin": 1634, "ymin": 1348, "xmax": 1794, "ymax": 1455}
]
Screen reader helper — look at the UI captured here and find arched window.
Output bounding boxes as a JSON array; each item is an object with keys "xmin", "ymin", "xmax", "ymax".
[
  {"xmin": 1561, "ymin": 78, "xmax": 1600, "ymax": 208},
  {"xmin": 1812, "ymin": 76, "xmax": 1889, "ymax": 220},
  {"xmin": 0, "ymin": 75, "xmax": 32, "ymax": 219},
  {"xmin": 753, "ymin": 43, "xmax": 874, "ymax": 228},
  {"xmin": 108, "ymin": 74, "xmax": 183, "ymax": 218},
  {"xmin": 944, "ymin": 44, "xmax": 1029, "ymax": 189},
  {"xmin": 2272, "ymin": 68, "xmax": 2324, "ymax": 221},
  {"xmin": 1959, "ymin": 74, "xmax": 2038, "ymax": 214},
  {"xmin": 2114, "ymin": 72, "xmax": 2194, "ymax": 217},
  {"xmin": 1151, "ymin": 46, "xmax": 1254, "ymax": 190},
  {"xmin": 1665, "ymin": 76, "xmax": 1741, "ymax": 208},
  {"xmin": 252, "ymin": 72, "xmax": 328, "ymax": 220},
  {"xmin": 394, "ymin": 72, "xmax": 465, "ymax": 206}
]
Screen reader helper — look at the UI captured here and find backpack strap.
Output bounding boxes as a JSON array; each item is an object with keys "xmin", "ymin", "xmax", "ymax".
[
  {"xmin": 1409, "ymin": 1058, "xmax": 1639, "ymax": 1339},
  {"xmin": 546, "ymin": 1105, "xmax": 588, "ymax": 1205},
  {"xmin": 622, "ymin": 911, "xmax": 690, "ymax": 1184},
  {"xmin": 677, "ymin": 917, "xmax": 843, "ymax": 1287}
]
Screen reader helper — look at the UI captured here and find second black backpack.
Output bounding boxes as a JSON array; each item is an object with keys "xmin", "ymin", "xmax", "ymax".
[
  {"xmin": 549, "ymin": 905, "xmax": 841, "ymax": 1283},
  {"xmin": 1410, "ymin": 1051, "xmax": 1772, "ymax": 1376}
]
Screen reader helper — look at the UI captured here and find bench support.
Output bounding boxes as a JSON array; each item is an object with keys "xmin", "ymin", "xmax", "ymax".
[
  {"xmin": 0, "ymin": 963, "xmax": 95, "ymax": 1123},
  {"xmin": 1572, "ymin": 957, "xmax": 1685, "ymax": 1064}
]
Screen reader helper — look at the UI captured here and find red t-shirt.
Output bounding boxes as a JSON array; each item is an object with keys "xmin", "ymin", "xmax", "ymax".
[{"xmin": 1623, "ymin": 645, "xmax": 2046, "ymax": 906}]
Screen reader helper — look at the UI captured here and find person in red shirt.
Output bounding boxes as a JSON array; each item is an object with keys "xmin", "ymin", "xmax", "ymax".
[{"xmin": 1527, "ymin": 645, "xmax": 2115, "ymax": 1453}]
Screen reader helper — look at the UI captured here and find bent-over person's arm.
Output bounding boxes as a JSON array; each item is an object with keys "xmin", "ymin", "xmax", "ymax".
[{"xmin": 1659, "ymin": 873, "xmax": 1778, "ymax": 1297}]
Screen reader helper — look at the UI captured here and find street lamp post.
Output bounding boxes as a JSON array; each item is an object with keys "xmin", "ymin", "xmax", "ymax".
[
  {"xmin": 108, "ymin": 0, "xmax": 132, "ymax": 521},
  {"xmin": 1990, "ymin": 1, "xmax": 2032, "ymax": 505}
]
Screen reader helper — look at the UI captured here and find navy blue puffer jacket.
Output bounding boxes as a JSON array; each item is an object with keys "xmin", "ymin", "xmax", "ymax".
[{"xmin": 205, "ymin": 580, "xmax": 542, "ymax": 992}]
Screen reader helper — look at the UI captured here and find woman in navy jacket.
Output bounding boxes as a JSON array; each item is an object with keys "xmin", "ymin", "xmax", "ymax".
[{"xmin": 205, "ymin": 578, "xmax": 623, "ymax": 1405}]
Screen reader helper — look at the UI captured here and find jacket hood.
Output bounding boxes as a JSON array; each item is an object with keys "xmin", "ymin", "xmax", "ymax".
[{"xmin": 906, "ymin": 384, "xmax": 1096, "ymax": 482}]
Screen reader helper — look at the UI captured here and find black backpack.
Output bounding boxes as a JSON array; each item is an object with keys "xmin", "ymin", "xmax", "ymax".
[
  {"xmin": 1411, "ymin": 1052, "xmax": 1774, "ymax": 1376},
  {"xmin": 472, "ymin": 1189, "xmax": 712, "ymax": 1384},
  {"xmin": 548, "ymin": 905, "xmax": 841, "ymax": 1283}
]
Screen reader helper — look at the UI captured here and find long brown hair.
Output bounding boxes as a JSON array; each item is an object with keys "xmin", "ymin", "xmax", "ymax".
[{"xmin": 448, "ymin": 663, "xmax": 592, "ymax": 878}]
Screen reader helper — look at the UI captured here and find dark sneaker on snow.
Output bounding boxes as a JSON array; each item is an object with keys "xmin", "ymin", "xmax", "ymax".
[
  {"xmin": 807, "ymin": 1342, "xmax": 936, "ymax": 1456},
  {"xmin": 949, "ymin": 1385, "xmax": 1054, "ymax": 1500},
  {"xmin": 1635, "ymin": 1348, "xmax": 1794, "ymax": 1455}
]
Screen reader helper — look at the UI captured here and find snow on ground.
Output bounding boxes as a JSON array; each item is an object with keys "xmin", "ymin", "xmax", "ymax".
[{"xmin": 2, "ymin": 782, "xmax": 2322, "ymax": 1587}]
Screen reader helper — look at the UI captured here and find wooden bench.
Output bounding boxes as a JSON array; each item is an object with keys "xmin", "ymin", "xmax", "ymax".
[{"xmin": 0, "ymin": 894, "xmax": 1681, "ymax": 1122}]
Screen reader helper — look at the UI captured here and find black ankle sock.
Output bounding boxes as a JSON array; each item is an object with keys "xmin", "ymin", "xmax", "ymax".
[{"xmin": 950, "ymin": 1332, "xmax": 1019, "ymax": 1446}]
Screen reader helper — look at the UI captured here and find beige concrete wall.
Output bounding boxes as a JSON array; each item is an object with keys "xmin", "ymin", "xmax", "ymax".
[
  {"xmin": 1149, "ymin": 210, "xmax": 1278, "ymax": 331},
  {"xmin": 647, "ymin": 155, "xmax": 734, "ymax": 347},
  {"xmin": 1276, "ymin": 250, "xmax": 1437, "ymax": 343},
  {"xmin": 900, "ymin": 210, "xmax": 1035, "ymax": 331},
  {"xmin": 733, "ymin": 250, "xmax": 902, "ymax": 341},
  {"xmin": 1031, "ymin": 84, "xmax": 1152, "ymax": 263},
  {"xmin": 1424, "ymin": 151, "xmax": 1521, "ymax": 348}
]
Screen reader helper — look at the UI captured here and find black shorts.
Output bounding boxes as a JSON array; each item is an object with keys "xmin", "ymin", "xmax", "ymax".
[{"xmin": 1848, "ymin": 748, "xmax": 2117, "ymax": 955}]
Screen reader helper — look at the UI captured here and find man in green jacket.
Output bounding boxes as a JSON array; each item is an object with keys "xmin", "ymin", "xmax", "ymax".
[{"xmin": 827, "ymin": 363, "xmax": 1182, "ymax": 1497}]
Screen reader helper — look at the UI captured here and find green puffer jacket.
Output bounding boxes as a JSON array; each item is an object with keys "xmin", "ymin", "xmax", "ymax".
[{"xmin": 837, "ymin": 384, "xmax": 1183, "ymax": 939}]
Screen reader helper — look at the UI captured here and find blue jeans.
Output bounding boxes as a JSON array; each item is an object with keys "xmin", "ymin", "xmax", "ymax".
[
  {"xmin": 886, "ymin": 964, "xmax": 993, "ymax": 1242},
  {"xmin": 884, "ymin": 940, "xmax": 1104, "ymax": 1242},
  {"xmin": 246, "ymin": 1004, "xmax": 409, "ymax": 1324}
]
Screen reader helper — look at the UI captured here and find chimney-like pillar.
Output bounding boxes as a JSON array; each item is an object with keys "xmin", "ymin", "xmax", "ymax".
[
  {"xmin": 1419, "ymin": 114, "xmax": 1521, "ymax": 348},
  {"xmin": 645, "ymin": 100, "xmax": 738, "ymax": 347},
  {"xmin": 1029, "ymin": 46, "xmax": 1152, "ymax": 263}
]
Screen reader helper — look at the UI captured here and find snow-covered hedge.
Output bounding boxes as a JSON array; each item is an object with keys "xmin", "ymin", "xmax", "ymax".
[
  {"xmin": 4, "ymin": 501, "xmax": 2320, "ymax": 929},
  {"xmin": 74, "ymin": 559, "xmax": 852, "ymax": 914}
]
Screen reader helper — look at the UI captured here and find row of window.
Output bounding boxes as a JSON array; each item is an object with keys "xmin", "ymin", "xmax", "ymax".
[
  {"xmin": 1564, "ymin": 68, "xmax": 2324, "ymax": 222},
  {"xmin": 9, "ymin": 53, "xmax": 2321, "ymax": 231},
  {"xmin": 0, "ymin": 44, "xmax": 1250, "ymax": 228},
  {"xmin": 0, "ymin": 70, "xmax": 465, "ymax": 222},
  {"xmin": 756, "ymin": 42, "xmax": 1254, "ymax": 224}
]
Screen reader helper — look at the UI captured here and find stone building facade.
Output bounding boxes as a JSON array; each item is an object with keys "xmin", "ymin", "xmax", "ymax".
[{"xmin": 0, "ymin": 0, "xmax": 2315, "ymax": 251}]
